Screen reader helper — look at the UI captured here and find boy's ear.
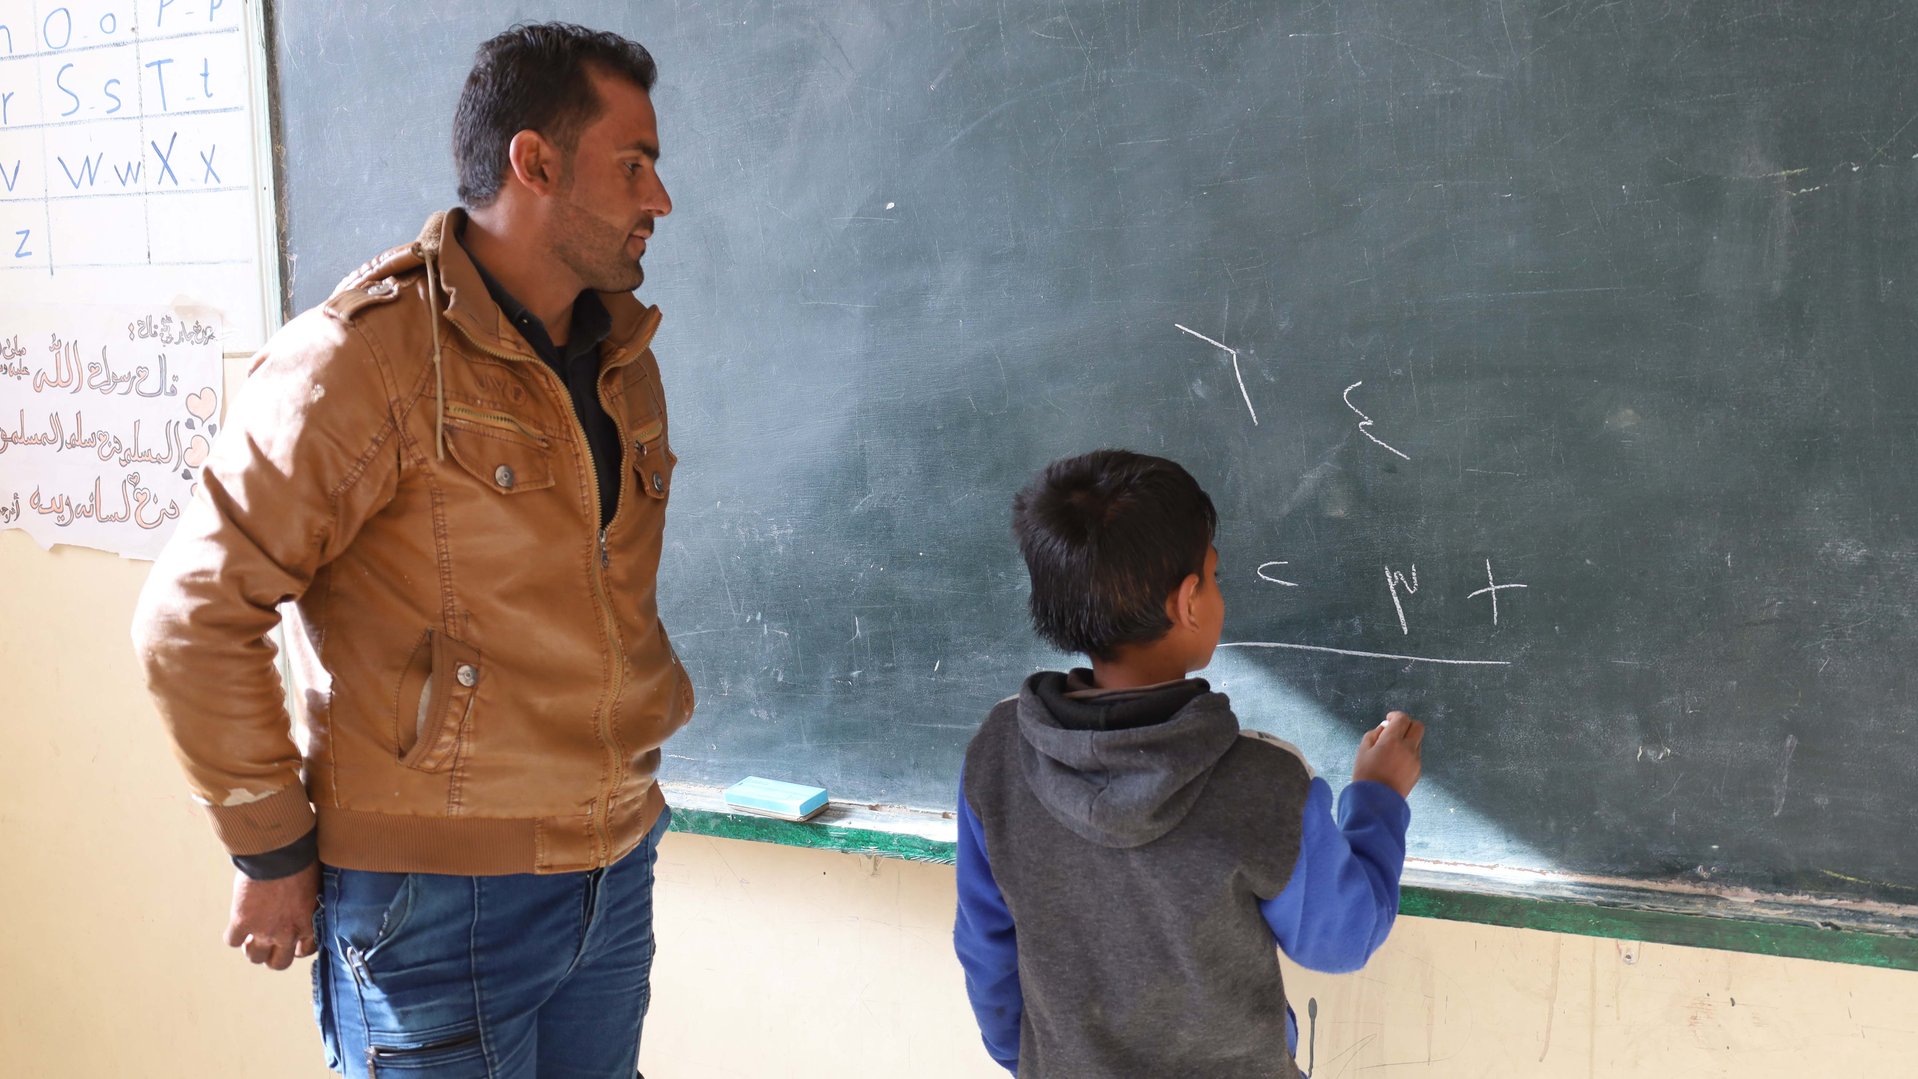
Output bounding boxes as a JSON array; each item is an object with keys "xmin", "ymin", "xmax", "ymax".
[{"xmin": 1168, "ymin": 573, "xmax": 1202, "ymax": 629}]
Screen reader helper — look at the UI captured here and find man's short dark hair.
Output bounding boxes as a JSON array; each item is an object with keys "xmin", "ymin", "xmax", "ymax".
[
  {"xmin": 453, "ymin": 22, "xmax": 658, "ymax": 207},
  {"xmin": 1012, "ymin": 450, "xmax": 1218, "ymax": 660}
]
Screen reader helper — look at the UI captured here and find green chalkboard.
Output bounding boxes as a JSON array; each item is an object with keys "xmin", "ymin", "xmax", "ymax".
[{"xmin": 272, "ymin": 1, "xmax": 1918, "ymax": 913}]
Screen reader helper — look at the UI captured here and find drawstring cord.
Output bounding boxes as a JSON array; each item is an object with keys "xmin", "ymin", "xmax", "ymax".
[{"xmin": 423, "ymin": 248, "xmax": 447, "ymax": 461}]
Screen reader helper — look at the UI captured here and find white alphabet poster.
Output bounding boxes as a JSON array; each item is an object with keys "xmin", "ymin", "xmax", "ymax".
[{"xmin": 0, "ymin": 0, "xmax": 276, "ymax": 348}]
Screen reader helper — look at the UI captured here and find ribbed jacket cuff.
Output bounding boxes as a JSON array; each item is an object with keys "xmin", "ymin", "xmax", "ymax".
[
  {"xmin": 231, "ymin": 828, "xmax": 319, "ymax": 880},
  {"xmin": 205, "ymin": 783, "xmax": 318, "ymax": 857}
]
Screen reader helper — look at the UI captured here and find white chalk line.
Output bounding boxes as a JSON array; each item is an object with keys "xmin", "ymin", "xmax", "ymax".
[
  {"xmin": 1384, "ymin": 563, "xmax": 1419, "ymax": 635},
  {"xmin": 1467, "ymin": 557, "xmax": 1528, "ymax": 626},
  {"xmin": 1342, "ymin": 380, "xmax": 1410, "ymax": 460},
  {"xmin": 1219, "ymin": 641, "xmax": 1511, "ymax": 667},
  {"xmin": 1175, "ymin": 323, "xmax": 1259, "ymax": 425},
  {"xmin": 1256, "ymin": 561, "xmax": 1300, "ymax": 587}
]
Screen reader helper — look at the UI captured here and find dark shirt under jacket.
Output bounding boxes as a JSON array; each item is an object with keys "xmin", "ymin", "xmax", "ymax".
[{"xmin": 465, "ymin": 248, "xmax": 622, "ymax": 530}]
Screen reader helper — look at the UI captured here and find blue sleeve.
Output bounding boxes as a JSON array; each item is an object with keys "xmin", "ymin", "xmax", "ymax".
[
  {"xmin": 1261, "ymin": 778, "xmax": 1411, "ymax": 973},
  {"xmin": 953, "ymin": 778, "xmax": 1022, "ymax": 1073}
]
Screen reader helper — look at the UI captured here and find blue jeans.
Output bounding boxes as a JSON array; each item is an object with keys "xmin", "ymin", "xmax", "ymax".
[{"xmin": 313, "ymin": 808, "xmax": 670, "ymax": 1077}]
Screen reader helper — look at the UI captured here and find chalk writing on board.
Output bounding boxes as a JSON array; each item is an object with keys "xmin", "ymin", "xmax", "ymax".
[
  {"xmin": 1342, "ymin": 381, "xmax": 1410, "ymax": 461},
  {"xmin": 0, "ymin": 302, "xmax": 221, "ymax": 558},
  {"xmin": 1217, "ymin": 641, "xmax": 1510, "ymax": 667},
  {"xmin": 1256, "ymin": 560, "xmax": 1300, "ymax": 587},
  {"xmin": 1174, "ymin": 323, "xmax": 1259, "ymax": 425},
  {"xmin": 1235, "ymin": 558, "xmax": 1527, "ymax": 665},
  {"xmin": 1384, "ymin": 563, "xmax": 1420, "ymax": 635},
  {"xmin": 1772, "ymin": 734, "xmax": 1799, "ymax": 818},
  {"xmin": 0, "ymin": 0, "xmax": 271, "ymax": 347},
  {"xmin": 1467, "ymin": 558, "xmax": 1529, "ymax": 626}
]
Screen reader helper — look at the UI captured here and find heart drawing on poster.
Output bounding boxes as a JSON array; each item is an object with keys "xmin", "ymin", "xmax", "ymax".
[
  {"xmin": 186, "ymin": 387, "xmax": 219, "ymax": 423},
  {"xmin": 184, "ymin": 435, "xmax": 210, "ymax": 469}
]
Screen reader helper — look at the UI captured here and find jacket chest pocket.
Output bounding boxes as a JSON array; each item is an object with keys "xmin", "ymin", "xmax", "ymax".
[
  {"xmin": 630, "ymin": 421, "xmax": 675, "ymax": 502},
  {"xmin": 393, "ymin": 629, "xmax": 482, "ymax": 772},
  {"xmin": 618, "ymin": 367, "xmax": 675, "ymax": 502},
  {"xmin": 441, "ymin": 406, "xmax": 557, "ymax": 496}
]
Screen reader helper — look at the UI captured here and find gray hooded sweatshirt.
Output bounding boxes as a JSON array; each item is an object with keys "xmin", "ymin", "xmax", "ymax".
[{"xmin": 962, "ymin": 670, "xmax": 1313, "ymax": 1078}]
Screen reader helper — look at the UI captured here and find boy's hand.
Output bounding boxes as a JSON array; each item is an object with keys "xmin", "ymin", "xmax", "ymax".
[{"xmin": 1352, "ymin": 711, "xmax": 1424, "ymax": 798}]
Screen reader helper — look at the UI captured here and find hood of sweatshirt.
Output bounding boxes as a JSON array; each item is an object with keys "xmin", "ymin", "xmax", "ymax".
[{"xmin": 1014, "ymin": 669, "xmax": 1241, "ymax": 848}]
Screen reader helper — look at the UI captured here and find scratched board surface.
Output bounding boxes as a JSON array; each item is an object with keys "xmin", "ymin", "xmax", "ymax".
[{"xmin": 273, "ymin": 1, "xmax": 1918, "ymax": 905}]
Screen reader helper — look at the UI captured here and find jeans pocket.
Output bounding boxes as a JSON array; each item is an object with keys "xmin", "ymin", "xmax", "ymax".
[
  {"xmin": 331, "ymin": 869, "xmax": 416, "ymax": 961},
  {"xmin": 312, "ymin": 940, "xmax": 342, "ymax": 1071},
  {"xmin": 365, "ymin": 1027, "xmax": 488, "ymax": 1076},
  {"xmin": 647, "ymin": 803, "xmax": 673, "ymax": 856}
]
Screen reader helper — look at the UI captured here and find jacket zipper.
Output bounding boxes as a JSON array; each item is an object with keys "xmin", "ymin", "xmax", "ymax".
[
  {"xmin": 446, "ymin": 315, "xmax": 656, "ymax": 863},
  {"xmin": 443, "ymin": 402, "xmax": 551, "ymax": 443}
]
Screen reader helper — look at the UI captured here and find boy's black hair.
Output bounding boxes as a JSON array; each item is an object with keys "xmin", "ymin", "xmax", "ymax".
[
  {"xmin": 454, "ymin": 22, "xmax": 659, "ymax": 207},
  {"xmin": 1012, "ymin": 449, "xmax": 1218, "ymax": 660}
]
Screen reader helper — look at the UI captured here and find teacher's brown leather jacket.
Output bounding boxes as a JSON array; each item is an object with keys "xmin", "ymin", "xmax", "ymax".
[{"xmin": 132, "ymin": 210, "xmax": 693, "ymax": 875}]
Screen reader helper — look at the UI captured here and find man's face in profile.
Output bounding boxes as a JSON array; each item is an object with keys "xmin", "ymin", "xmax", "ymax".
[{"xmin": 547, "ymin": 69, "xmax": 672, "ymax": 293}]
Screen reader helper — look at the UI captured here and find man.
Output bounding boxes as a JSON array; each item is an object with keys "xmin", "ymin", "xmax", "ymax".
[{"xmin": 132, "ymin": 23, "xmax": 687, "ymax": 1077}]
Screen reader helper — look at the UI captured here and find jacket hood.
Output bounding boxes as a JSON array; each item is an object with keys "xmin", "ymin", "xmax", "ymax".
[{"xmin": 1014, "ymin": 670, "xmax": 1240, "ymax": 848}]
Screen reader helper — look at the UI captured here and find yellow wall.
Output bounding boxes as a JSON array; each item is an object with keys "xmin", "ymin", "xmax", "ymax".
[{"xmin": 3, "ymin": 531, "xmax": 1916, "ymax": 1077}]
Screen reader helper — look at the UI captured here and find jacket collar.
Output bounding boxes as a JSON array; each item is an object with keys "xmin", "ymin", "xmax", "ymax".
[{"xmin": 414, "ymin": 209, "xmax": 662, "ymax": 365}]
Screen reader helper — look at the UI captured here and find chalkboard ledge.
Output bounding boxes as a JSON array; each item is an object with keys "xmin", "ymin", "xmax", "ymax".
[
  {"xmin": 660, "ymin": 784, "xmax": 1918, "ymax": 971},
  {"xmin": 665, "ymin": 782, "xmax": 958, "ymax": 862}
]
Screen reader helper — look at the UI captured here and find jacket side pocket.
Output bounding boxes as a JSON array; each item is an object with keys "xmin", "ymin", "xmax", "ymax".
[{"xmin": 393, "ymin": 629, "xmax": 481, "ymax": 773}]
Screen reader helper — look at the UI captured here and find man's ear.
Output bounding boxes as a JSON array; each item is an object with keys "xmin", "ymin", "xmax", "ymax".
[
  {"xmin": 1167, "ymin": 573, "xmax": 1201, "ymax": 630},
  {"xmin": 506, "ymin": 130, "xmax": 564, "ymax": 194}
]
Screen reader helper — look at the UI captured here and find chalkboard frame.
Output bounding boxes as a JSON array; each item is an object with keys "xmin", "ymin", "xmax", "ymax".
[
  {"xmin": 662, "ymin": 783, "xmax": 1918, "ymax": 971},
  {"xmin": 260, "ymin": 0, "xmax": 1918, "ymax": 959}
]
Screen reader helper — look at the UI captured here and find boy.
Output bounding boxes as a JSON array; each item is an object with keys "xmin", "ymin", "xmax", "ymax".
[{"xmin": 954, "ymin": 449, "xmax": 1424, "ymax": 1077}]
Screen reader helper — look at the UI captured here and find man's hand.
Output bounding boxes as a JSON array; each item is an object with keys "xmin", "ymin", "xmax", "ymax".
[
  {"xmin": 224, "ymin": 862, "xmax": 320, "ymax": 970},
  {"xmin": 1352, "ymin": 710, "xmax": 1424, "ymax": 798}
]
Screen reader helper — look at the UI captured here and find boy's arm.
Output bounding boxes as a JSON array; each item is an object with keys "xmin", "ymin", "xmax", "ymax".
[
  {"xmin": 1261, "ymin": 777, "xmax": 1411, "ymax": 972},
  {"xmin": 953, "ymin": 776, "xmax": 1022, "ymax": 1073}
]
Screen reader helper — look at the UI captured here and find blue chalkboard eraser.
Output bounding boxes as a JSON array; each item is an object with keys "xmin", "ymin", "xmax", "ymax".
[{"xmin": 723, "ymin": 776, "xmax": 830, "ymax": 822}]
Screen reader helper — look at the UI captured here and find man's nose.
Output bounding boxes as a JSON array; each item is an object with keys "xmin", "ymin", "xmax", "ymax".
[{"xmin": 646, "ymin": 172, "xmax": 672, "ymax": 218}]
